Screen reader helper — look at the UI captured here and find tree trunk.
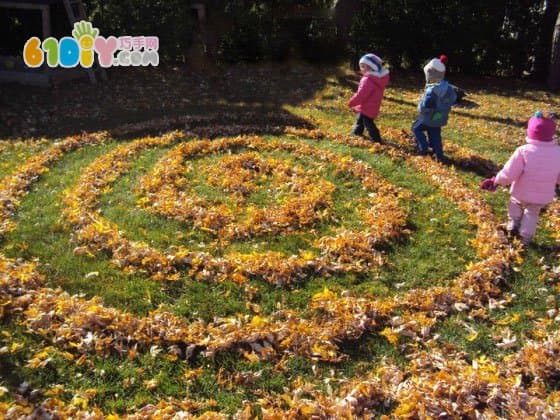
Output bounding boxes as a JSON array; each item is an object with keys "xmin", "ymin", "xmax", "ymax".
[
  {"xmin": 534, "ymin": 0, "xmax": 559, "ymax": 80},
  {"xmin": 331, "ymin": 0, "xmax": 361, "ymax": 69},
  {"xmin": 548, "ymin": 10, "xmax": 560, "ymax": 90},
  {"xmin": 332, "ymin": 0, "xmax": 361, "ymax": 37}
]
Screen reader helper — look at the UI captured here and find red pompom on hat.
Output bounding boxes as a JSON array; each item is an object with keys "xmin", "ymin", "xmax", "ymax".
[
  {"xmin": 527, "ymin": 111, "xmax": 556, "ymax": 142},
  {"xmin": 439, "ymin": 54, "xmax": 448, "ymax": 66}
]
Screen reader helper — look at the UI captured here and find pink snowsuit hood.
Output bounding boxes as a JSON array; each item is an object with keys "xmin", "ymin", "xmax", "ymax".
[
  {"xmin": 495, "ymin": 138, "xmax": 560, "ymax": 205},
  {"xmin": 348, "ymin": 71, "xmax": 390, "ymax": 120}
]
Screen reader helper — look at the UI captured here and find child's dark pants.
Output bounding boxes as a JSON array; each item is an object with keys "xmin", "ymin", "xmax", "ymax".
[
  {"xmin": 412, "ymin": 120, "xmax": 443, "ymax": 160},
  {"xmin": 352, "ymin": 113, "xmax": 381, "ymax": 142}
]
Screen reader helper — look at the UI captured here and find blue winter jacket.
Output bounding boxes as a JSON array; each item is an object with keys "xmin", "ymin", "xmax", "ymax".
[{"xmin": 417, "ymin": 80, "xmax": 456, "ymax": 127}]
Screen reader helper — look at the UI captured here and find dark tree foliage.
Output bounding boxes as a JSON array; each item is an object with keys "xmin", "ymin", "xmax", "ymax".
[
  {"xmin": 2, "ymin": 0, "xmax": 558, "ymax": 82},
  {"xmin": 217, "ymin": 0, "xmax": 343, "ymax": 62},
  {"xmin": 83, "ymin": 0, "xmax": 195, "ymax": 62},
  {"xmin": 349, "ymin": 0, "xmax": 557, "ymax": 78}
]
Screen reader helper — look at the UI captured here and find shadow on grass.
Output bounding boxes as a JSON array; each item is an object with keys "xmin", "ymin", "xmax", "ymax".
[
  {"xmin": 446, "ymin": 153, "xmax": 500, "ymax": 178},
  {"xmin": 529, "ymin": 242, "xmax": 560, "ymax": 254},
  {"xmin": 3, "ymin": 65, "xmax": 551, "ymax": 141},
  {"xmin": 383, "ymin": 95, "xmax": 526, "ymax": 130},
  {"xmin": 0, "ymin": 63, "xmax": 338, "ymax": 140},
  {"xmin": 453, "ymin": 98, "xmax": 479, "ymax": 109},
  {"xmin": 381, "ymin": 133, "xmax": 500, "ymax": 179}
]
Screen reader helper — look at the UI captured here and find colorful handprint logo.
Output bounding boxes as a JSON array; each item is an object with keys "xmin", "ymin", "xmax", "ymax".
[
  {"xmin": 23, "ymin": 21, "xmax": 159, "ymax": 69},
  {"xmin": 72, "ymin": 21, "xmax": 99, "ymax": 67}
]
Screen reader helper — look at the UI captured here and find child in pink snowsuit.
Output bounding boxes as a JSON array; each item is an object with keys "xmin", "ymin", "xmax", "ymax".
[
  {"xmin": 481, "ymin": 111, "xmax": 560, "ymax": 245},
  {"xmin": 348, "ymin": 53, "xmax": 390, "ymax": 142}
]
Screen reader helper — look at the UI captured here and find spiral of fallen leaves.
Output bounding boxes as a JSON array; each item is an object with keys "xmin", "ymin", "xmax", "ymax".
[
  {"xmin": 2, "ymin": 121, "xmax": 560, "ymax": 417},
  {"xmin": 63, "ymin": 135, "xmax": 409, "ymax": 286}
]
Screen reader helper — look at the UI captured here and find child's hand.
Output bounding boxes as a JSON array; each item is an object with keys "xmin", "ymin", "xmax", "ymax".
[{"xmin": 480, "ymin": 177, "xmax": 497, "ymax": 192}]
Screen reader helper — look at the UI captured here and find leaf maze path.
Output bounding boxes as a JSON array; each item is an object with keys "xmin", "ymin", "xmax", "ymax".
[
  {"xmin": 65, "ymin": 135, "xmax": 409, "ymax": 286},
  {"xmin": 1, "ymin": 127, "xmax": 559, "ymax": 417}
]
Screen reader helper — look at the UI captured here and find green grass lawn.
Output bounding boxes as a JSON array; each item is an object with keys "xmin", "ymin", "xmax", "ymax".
[{"xmin": 1, "ymin": 65, "xmax": 559, "ymax": 416}]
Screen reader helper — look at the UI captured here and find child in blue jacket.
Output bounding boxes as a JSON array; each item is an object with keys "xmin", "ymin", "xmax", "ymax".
[{"xmin": 412, "ymin": 58, "xmax": 456, "ymax": 162}]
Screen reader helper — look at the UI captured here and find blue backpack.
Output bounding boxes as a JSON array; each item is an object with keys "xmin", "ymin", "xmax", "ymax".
[{"xmin": 420, "ymin": 81, "xmax": 456, "ymax": 127}]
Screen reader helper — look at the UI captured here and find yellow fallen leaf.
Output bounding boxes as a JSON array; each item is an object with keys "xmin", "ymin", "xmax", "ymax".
[
  {"xmin": 143, "ymin": 379, "xmax": 159, "ymax": 390},
  {"xmin": 250, "ymin": 315, "xmax": 269, "ymax": 327},
  {"xmin": 241, "ymin": 350, "xmax": 261, "ymax": 362},
  {"xmin": 380, "ymin": 327, "xmax": 399, "ymax": 346},
  {"xmin": 467, "ymin": 331, "xmax": 479, "ymax": 342},
  {"xmin": 312, "ymin": 287, "xmax": 336, "ymax": 301}
]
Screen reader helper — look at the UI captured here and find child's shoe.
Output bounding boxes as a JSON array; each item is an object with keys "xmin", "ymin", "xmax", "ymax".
[
  {"xmin": 506, "ymin": 220, "xmax": 518, "ymax": 232},
  {"xmin": 520, "ymin": 236, "xmax": 532, "ymax": 248},
  {"xmin": 435, "ymin": 155, "xmax": 450, "ymax": 165},
  {"xmin": 498, "ymin": 222, "xmax": 518, "ymax": 237}
]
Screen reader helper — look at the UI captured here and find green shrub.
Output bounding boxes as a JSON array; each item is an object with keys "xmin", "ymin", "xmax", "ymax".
[{"xmin": 84, "ymin": 0, "xmax": 195, "ymax": 63}]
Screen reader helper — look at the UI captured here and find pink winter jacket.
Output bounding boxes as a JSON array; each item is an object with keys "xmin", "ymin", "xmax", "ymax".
[
  {"xmin": 348, "ymin": 72, "xmax": 390, "ymax": 119},
  {"xmin": 494, "ymin": 138, "xmax": 560, "ymax": 205}
]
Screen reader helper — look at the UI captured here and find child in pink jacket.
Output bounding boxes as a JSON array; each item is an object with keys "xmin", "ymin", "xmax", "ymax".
[
  {"xmin": 481, "ymin": 111, "xmax": 560, "ymax": 246},
  {"xmin": 348, "ymin": 53, "xmax": 390, "ymax": 142}
]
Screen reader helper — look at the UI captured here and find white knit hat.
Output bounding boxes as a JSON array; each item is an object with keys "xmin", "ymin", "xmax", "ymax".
[
  {"xmin": 423, "ymin": 58, "xmax": 446, "ymax": 82},
  {"xmin": 359, "ymin": 53, "xmax": 383, "ymax": 73}
]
